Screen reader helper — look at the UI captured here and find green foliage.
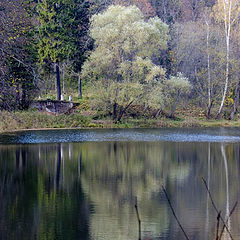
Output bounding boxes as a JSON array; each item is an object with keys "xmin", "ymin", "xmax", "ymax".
[
  {"xmin": 82, "ymin": 5, "xmax": 173, "ymax": 121},
  {"xmin": 37, "ymin": 0, "xmax": 72, "ymax": 63},
  {"xmin": 4, "ymin": 0, "xmax": 240, "ymax": 121},
  {"xmin": 37, "ymin": 0, "xmax": 89, "ymax": 65},
  {"xmin": 0, "ymin": 0, "xmax": 38, "ymax": 110},
  {"xmin": 164, "ymin": 73, "xmax": 191, "ymax": 116},
  {"xmin": 82, "ymin": 5, "xmax": 191, "ymax": 121},
  {"xmin": 0, "ymin": 111, "xmax": 90, "ymax": 132},
  {"xmin": 35, "ymin": 0, "xmax": 90, "ymax": 100}
]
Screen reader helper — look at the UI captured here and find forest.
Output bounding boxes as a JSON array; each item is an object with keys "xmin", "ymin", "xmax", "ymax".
[{"xmin": 1, "ymin": 0, "xmax": 240, "ymax": 130}]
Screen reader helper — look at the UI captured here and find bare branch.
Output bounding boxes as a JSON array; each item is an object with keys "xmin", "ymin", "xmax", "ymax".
[
  {"xmin": 219, "ymin": 201, "xmax": 238, "ymax": 239},
  {"xmin": 216, "ymin": 211, "xmax": 221, "ymax": 240},
  {"xmin": 162, "ymin": 185, "xmax": 190, "ymax": 240},
  {"xmin": 202, "ymin": 177, "xmax": 234, "ymax": 240},
  {"xmin": 134, "ymin": 197, "xmax": 141, "ymax": 240}
]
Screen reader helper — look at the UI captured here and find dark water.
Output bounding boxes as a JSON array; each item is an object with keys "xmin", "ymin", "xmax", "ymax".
[{"xmin": 0, "ymin": 128, "xmax": 240, "ymax": 240}]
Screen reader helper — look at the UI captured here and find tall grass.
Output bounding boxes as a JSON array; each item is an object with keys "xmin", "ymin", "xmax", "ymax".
[{"xmin": 0, "ymin": 110, "xmax": 90, "ymax": 132}]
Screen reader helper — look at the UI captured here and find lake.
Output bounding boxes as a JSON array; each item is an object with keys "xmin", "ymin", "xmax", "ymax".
[{"xmin": 0, "ymin": 128, "xmax": 240, "ymax": 240}]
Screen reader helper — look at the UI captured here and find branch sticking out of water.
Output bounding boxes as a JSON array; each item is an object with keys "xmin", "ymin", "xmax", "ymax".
[
  {"xmin": 135, "ymin": 197, "xmax": 141, "ymax": 240},
  {"xmin": 219, "ymin": 201, "xmax": 238, "ymax": 240},
  {"xmin": 216, "ymin": 211, "xmax": 221, "ymax": 240},
  {"xmin": 162, "ymin": 185, "xmax": 190, "ymax": 240},
  {"xmin": 202, "ymin": 177, "xmax": 234, "ymax": 240}
]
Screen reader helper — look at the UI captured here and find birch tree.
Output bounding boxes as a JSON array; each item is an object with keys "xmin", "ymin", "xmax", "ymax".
[
  {"xmin": 213, "ymin": 0, "xmax": 240, "ymax": 117},
  {"xmin": 171, "ymin": 21, "xmax": 225, "ymax": 116}
]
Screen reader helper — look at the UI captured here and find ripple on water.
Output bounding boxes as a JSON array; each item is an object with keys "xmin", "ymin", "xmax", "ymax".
[{"xmin": 1, "ymin": 127, "xmax": 240, "ymax": 144}]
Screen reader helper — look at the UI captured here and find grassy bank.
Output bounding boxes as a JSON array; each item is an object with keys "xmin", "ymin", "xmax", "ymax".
[
  {"xmin": 0, "ymin": 110, "xmax": 91, "ymax": 133},
  {"xmin": 1, "ymin": 109, "xmax": 240, "ymax": 133}
]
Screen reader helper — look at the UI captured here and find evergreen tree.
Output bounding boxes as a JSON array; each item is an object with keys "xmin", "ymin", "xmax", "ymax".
[{"xmin": 36, "ymin": 0, "xmax": 89, "ymax": 100}]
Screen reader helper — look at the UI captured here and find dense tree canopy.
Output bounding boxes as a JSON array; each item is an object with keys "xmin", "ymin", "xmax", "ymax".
[
  {"xmin": 81, "ymin": 5, "xmax": 190, "ymax": 121},
  {"xmin": 0, "ymin": 0, "xmax": 37, "ymax": 110},
  {"xmin": 36, "ymin": 0, "xmax": 90, "ymax": 100},
  {"xmin": 1, "ymin": 0, "xmax": 240, "ymax": 121}
]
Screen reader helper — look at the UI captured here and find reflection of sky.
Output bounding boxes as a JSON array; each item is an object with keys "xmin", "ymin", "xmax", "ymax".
[{"xmin": 2, "ymin": 127, "xmax": 240, "ymax": 144}]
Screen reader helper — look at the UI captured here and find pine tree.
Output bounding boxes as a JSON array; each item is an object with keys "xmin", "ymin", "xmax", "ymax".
[{"xmin": 36, "ymin": 0, "xmax": 89, "ymax": 100}]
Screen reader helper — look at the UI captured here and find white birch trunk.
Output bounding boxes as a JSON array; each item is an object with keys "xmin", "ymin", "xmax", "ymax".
[
  {"xmin": 218, "ymin": 0, "xmax": 232, "ymax": 116},
  {"xmin": 205, "ymin": 20, "xmax": 211, "ymax": 112}
]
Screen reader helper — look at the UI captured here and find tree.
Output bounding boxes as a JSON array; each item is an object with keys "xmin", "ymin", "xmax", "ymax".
[
  {"xmin": 203, "ymin": 10, "xmax": 212, "ymax": 117},
  {"xmin": 213, "ymin": 0, "xmax": 240, "ymax": 117},
  {"xmin": 171, "ymin": 20, "xmax": 228, "ymax": 117},
  {"xmin": 115, "ymin": 0, "xmax": 156, "ymax": 18},
  {"xmin": 36, "ymin": 0, "xmax": 90, "ymax": 100},
  {"xmin": 149, "ymin": 0, "xmax": 182, "ymax": 23},
  {"xmin": 82, "ymin": 5, "xmax": 190, "ymax": 121},
  {"xmin": 0, "ymin": 0, "xmax": 38, "ymax": 110},
  {"xmin": 82, "ymin": 5, "xmax": 169, "ymax": 121},
  {"xmin": 164, "ymin": 73, "xmax": 191, "ymax": 117},
  {"xmin": 89, "ymin": 0, "xmax": 156, "ymax": 18}
]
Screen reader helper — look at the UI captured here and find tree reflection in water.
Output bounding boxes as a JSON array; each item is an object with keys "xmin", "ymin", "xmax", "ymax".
[{"xmin": 0, "ymin": 140, "xmax": 240, "ymax": 240}]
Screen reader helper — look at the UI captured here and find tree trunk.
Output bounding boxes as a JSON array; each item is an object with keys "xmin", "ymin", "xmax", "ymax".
[
  {"xmin": 62, "ymin": 64, "xmax": 65, "ymax": 94},
  {"xmin": 155, "ymin": 108, "xmax": 162, "ymax": 118},
  {"xmin": 170, "ymin": 92, "xmax": 180, "ymax": 118},
  {"xmin": 117, "ymin": 106, "xmax": 124, "ymax": 123},
  {"xmin": 117, "ymin": 100, "xmax": 134, "ymax": 122},
  {"xmin": 230, "ymin": 81, "xmax": 240, "ymax": 120},
  {"xmin": 217, "ymin": 0, "xmax": 232, "ymax": 117},
  {"xmin": 78, "ymin": 75, "xmax": 82, "ymax": 98},
  {"xmin": 21, "ymin": 87, "xmax": 26, "ymax": 109},
  {"xmin": 206, "ymin": 100, "xmax": 213, "ymax": 119},
  {"xmin": 113, "ymin": 102, "xmax": 117, "ymax": 121},
  {"xmin": 206, "ymin": 20, "xmax": 212, "ymax": 116},
  {"xmin": 16, "ymin": 84, "xmax": 20, "ymax": 109},
  {"xmin": 56, "ymin": 62, "xmax": 61, "ymax": 101}
]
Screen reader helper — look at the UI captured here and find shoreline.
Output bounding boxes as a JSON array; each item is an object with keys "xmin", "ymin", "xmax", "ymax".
[
  {"xmin": 1, "ymin": 119, "xmax": 240, "ymax": 135},
  {"xmin": 1, "ymin": 110, "xmax": 240, "ymax": 134}
]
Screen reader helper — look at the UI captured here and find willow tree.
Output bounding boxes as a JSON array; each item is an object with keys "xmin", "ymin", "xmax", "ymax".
[{"xmin": 82, "ymin": 5, "xmax": 175, "ymax": 121}]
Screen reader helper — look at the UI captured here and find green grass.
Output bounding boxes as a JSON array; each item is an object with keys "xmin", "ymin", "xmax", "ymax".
[
  {"xmin": 0, "ymin": 110, "xmax": 90, "ymax": 133},
  {"xmin": 1, "ymin": 110, "xmax": 240, "ymax": 133}
]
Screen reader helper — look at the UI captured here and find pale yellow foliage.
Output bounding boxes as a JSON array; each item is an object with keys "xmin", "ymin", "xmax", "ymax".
[
  {"xmin": 90, "ymin": 80, "xmax": 143, "ymax": 113},
  {"xmin": 81, "ymin": 5, "xmax": 169, "ymax": 83},
  {"xmin": 81, "ymin": 5, "xmax": 190, "ymax": 118},
  {"xmin": 167, "ymin": 73, "xmax": 191, "ymax": 94},
  {"xmin": 213, "ymin": 0, "xmax": 240, "ymax": 25},
  {"xmin": 164, "ymin": 73, "xmax": 191, "ymax": 114}
]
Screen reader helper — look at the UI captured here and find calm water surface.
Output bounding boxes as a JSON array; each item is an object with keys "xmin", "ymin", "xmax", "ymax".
[{"xmin": 0, "ymin": 128, "xmax": 240, "ymax": 240}]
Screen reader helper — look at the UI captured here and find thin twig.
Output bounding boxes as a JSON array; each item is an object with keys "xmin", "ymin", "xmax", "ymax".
[
  {"xmin": 219, "ymin": 201, "xmax": 238, "ymax": 239},
  {"xmin": 162, "ymin": 185, "xmax": 190, "ymax": 240},
  {"xmin": 135, "ymin": 197, "xmax": 141, "ymax": 240},
  {"xmin": 216, "ymin": 211, "xmax": 221, "ymax": 240},
  {"xmin": 202, "ymin": 177, "xmax": 234, "ymax": 240}
]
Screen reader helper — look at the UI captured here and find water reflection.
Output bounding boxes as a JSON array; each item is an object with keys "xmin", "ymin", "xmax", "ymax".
[
  {"xmin": 2, "ymin": 128, "xmax": 240, "ymax": 144},
  {"xmin": 0, "ymin": 139, "xmax": 240, "ymax": 239}
]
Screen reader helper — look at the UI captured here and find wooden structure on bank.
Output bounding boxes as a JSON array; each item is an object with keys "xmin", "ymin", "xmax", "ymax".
[{"xmin": 30, "ymin": 100, "xmax": 79, "ymax": 114}]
